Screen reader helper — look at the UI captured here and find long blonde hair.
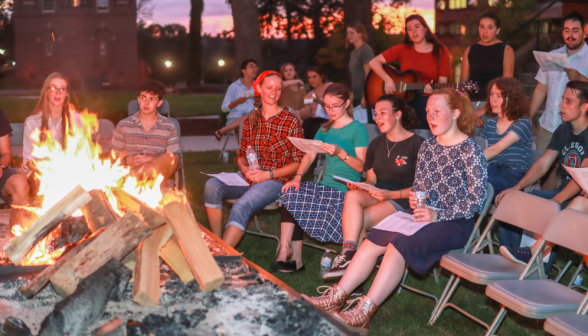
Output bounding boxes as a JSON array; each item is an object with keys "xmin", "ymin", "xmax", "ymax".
[
  {"xmin": 251, "ymin": 73, "xmax": 283, "ymax": 129},
  {"xmin": 429, "ymin": 88, "xmax": 475, "ymax": 136},
  {"xmin": 32, "ymin": 72, "xmax": 73, "ymax": 146},
  {"xmin": 321, "ymin": 83, "xmax": 354, "ymax": 132}
]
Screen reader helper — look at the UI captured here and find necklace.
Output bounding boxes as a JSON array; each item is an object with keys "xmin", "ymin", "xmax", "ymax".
[{"xmin": 386, "ymin": 137, "xmax": 399, "ymax": 158}]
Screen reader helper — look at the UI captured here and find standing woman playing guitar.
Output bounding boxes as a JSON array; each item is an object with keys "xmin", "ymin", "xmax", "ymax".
[{"xmin": 369, "ymin": 14, "xmax": 449, "ymax": 129}]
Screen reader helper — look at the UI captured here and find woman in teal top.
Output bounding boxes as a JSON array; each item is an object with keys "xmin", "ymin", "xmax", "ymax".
[{"xmin": 272, "ymin": 83, "xmax": 369, "ymax": 273}]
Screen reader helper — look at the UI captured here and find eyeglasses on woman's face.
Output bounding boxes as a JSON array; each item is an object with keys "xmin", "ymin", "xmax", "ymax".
[
  {"xmin": 324, "ymin": 101, "xmax": 346, "ymax": 111},
  {"xmin": 47, "ymin": 86, "xmax": 68, "ymax": 95}
]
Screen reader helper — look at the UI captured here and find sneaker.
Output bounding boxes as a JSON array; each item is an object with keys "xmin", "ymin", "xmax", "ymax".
[
  {"xmin": 323, "ymin": 250, "xmax": 356, "ymax": 281},
  {"xmin": 499, "ymin": 246, "xmax": 533, "ymax": 265}
]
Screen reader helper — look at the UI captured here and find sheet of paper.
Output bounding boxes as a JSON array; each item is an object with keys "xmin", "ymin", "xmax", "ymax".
[
  {"xmin": 372, "ymin": 211, "xmax": 431, "ymax": 236},
  {"xmin": 241, "ymin": 90, "xmax": 255, "ymax": 98},
  {"xmin": 332, "ymin": 175, "xmax": 388, "ymax": 193},
  {"xmin": 563, "ymin": 165, "xmax": 588, "ymax": 192},
  {"xmin": 533, "ymin": 51, "xmax": 569, "ymax": 72},
  {"xmin": 201, "ymin": 172, "xmax": 249, "ymax": 186},
  {"xmin": 287, "ymin": 137, "xmax": 327, "ymax": 154},
  {"xmin": 304, "ymin": 98, "xmax": 314, "ymax": 104}
]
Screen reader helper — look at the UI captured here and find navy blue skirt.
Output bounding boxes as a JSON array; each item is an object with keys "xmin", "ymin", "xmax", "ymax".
[{"xmin": 367, "ymin": 210, "xmax": 475, "ymax": 274}]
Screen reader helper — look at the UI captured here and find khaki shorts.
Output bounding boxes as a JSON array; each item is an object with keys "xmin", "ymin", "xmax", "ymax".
[{"xmin": 536, "ymin": 126, "xmax": 554, "ymax": 152}]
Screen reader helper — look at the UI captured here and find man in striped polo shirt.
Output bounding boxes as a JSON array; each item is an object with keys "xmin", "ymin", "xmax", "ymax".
[{"xmin": 111, "ymin": 79, "xmax": 181, "ymax": 182}]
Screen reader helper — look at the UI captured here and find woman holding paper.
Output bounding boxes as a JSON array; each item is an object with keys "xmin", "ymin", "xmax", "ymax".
[
  {"xmin": 271, "ymin": 83, "xmax": 369, "ymax": 273},
  {"xmin": 301, "ymin": 66, "xmax": 333, "ymax": 139},
  {"xmin": 324, "ymin": 94, "xmax": 424, "ymax": 281},
  {"xmin": 301, "ymin": 88, "xmax": 487, "ymax": 335},
  {"xmin": 203, "ymin": 70, "xmax": 304, "ymax": 246}
]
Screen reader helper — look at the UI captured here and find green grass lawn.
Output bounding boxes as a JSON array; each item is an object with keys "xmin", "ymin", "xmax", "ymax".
[
  {"xmin": 184, "ymin": 151, "xmax": 582, "ymax": 336},
  {"xmin": 1, "ymin": 92, "xmax": 224, "ymax": 124}
]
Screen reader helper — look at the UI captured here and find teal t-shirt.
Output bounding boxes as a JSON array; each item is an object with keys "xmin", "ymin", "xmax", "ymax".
[{"xmin": 314, "ymin": 120, "xmax": 369, "ymax": 193}]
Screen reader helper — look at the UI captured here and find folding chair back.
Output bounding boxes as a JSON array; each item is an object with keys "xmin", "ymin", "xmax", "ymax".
[
  {"xmin": 92, "ymin": 119, "xmax": 115, "ymax": 153},
  {"xmin": 167, "ymin": 117, "xmax": 185, "ymax": 191},
  {"xmin": 474, "ymin": 136, "xmax": 487, "ymax": 150},
  {"xmin": 491, "ymin": 191, "xmax": 560, "ymax": 236},
  {"xmin": 127, "ymin": 99, "xmax": 171, "ymax": 117},
  {"xmin": 364, "ymin": 123, "xmax": 381, "ymax": 143},
  {"xmin": 9, "ymin": 123, "xmax": 24, "ymax": 146},
  {"xmin": 530, "ymin": 149, "xmax": 543, "ymax": 166},
  {"xmin": 543, "ymin": 209, "xmax": 588, "ymax": 257},
  {"xmin": 413, "ymin": 129, "xmax": 433, "ymax": 140}
]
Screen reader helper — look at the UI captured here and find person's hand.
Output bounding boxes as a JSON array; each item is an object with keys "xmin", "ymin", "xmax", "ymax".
[
  {"xmin": 240, "ymin": 165, "xmax": 251, "ymax": 177},
  {"xmin": 384, "ymin": 78, "xmax": 397, "ymax": 94},
  {"xmin": 346, "ymin": 182, "xmax": 360, "ymax": 190},
  {"xmin": 582, "ymin": 190, "xmax": 588, "ymax": 197},
  {"xmin": 369, "ymin": 190, "xmax": 390, "ymax": 202},
  {"xmin": 474, "ymin": 116, "xmax": 484, "ymax": 128},
  {"xmin": 409, "ymin": 191, "xmax": 417, "ymax": 209},
  {"xmin": 360, "ymin": 96, "xmax": 367, "ymax": 109},
  {"xmin": 424, "ymin": 80, "xmax": 434, "ymax": 95},
  {"xmin": 282, "ymin": 176, "xmax": 301, "ymax": 192},
  {"xmin": 125, "ymin": 154, "xmax": 154, "ymax": 167},
  {"xmin": 413, "ymin": 207, "xmax": 437, "ymax": 222},
  {"xmin": 233, "ymin": 96, "xmax": 248, "ymax": 106},
  {"xmin": 495, "ymin": 186, "xmax": 520, "ymax": 205},
  {"xmin": 564, "ymin": 67, "xmax": 587, "ymax": 81},
  {"xmin": 246, "ymin": 170, "xmax": 270, "ymax": 184},
  {"xmin": 321, "ymin": 143, "xmax": 342, "ymax": 157},
  {"xmin": 0, "ymin": 165, "xmax": 3, "ymax": 178}
]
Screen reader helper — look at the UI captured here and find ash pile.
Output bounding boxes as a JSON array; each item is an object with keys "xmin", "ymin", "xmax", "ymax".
[{"xmin": 0, "ymin": 186, "xmax": 344, "ymax": 336}]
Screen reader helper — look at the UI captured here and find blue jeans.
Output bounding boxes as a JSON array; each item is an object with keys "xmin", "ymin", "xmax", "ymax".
[
  {"xmin": 488, "ymin": 164, "xmax": 525, "ymax": 202},
  {"xmin": 204, "ymin": 172, "xmax": 284, "ymax": 233}
]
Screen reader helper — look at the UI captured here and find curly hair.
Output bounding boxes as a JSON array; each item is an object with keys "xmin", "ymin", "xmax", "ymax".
[
  {"xmin": 429, "ymin": 88, "xmax": 475, "ymax": 136},
  {"xmin": 375, "ymin": 94, "xmax": 419, "ymax": 130},
  {"xmin": 139, "ymin": 79, "xmax": 166, "ymax": 100},
  {"xmin": 484, "ymin": 77, "xmax": 529, "ymax": 121}
]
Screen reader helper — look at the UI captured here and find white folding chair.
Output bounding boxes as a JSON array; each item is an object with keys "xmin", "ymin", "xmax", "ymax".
[
  {"xmin": 428, "ymin": 191, "xmax": 560, "ymax": 331},
  {"xmin": 486, "ymin": 209, "xmax": 588, "ymax": 336}
]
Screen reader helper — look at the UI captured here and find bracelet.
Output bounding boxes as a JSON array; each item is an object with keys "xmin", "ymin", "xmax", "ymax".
[{"xmin": 270, "ymin": 170, "xmax": 274, "ymax": 179}]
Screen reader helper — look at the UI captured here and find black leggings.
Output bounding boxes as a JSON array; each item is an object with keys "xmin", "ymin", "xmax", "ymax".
[{"xmin": 281, "ymin": 206, "xmax": 304, "ymax": 241}]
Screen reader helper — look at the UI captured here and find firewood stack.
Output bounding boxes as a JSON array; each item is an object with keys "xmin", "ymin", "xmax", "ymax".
[{"xmin": 2, "ymin": 185, "xmax": 224, "ymax": 334}]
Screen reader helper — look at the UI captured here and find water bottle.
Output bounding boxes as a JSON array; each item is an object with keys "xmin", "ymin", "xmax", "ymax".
[
  {"xmin": 222, "ymin": 151, "xmax": 229, "ymax": 164},
  {"xmin": 414, "ymin": 181, "xmax": 427, "ymax": 208},
  {"xmin": 320, "ymin": 250, "xmax": 332, "ymax": 278},
  {"xmin": 574, "ymin": 274, "xmax": 583, "ymax": 286},
  {"xmin": 246, "ymin": 145, "xmax": 259, "ymax": 171}
]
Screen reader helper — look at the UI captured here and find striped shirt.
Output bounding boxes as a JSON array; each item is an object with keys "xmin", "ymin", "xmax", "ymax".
[
  {"xmin": 482, "ymin": 117, "xmax": 532, "ymax": 173},
  {"xmin": 111, "ymin": 112, "xmax": 180, "ymax": 161}
]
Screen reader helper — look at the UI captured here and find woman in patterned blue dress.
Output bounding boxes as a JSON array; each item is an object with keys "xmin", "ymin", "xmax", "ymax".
[
  {"xmin": 271, "ymin": 83, "xmax": 369, "ymax": 273},
  {"xmin": 301, "ymin": 88, "xmax": 488, "ymax": 335}
]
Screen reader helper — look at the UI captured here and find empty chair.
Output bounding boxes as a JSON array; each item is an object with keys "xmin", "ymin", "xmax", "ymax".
[
  {"xmin": 544, "ymin": 311, "xmax": 588, "ymax": 336},
  {"xmin": 9, "ymin": 123, "xmax": 24, "ymax": 147},
  {"xmin": 166, "ymin": 117, "xmax": 185, "ymax": 191},
  {"xmin": 127, "ymin": 99, "xmax": 171, "ymax": 117},
  {"xmin": 92, "ymin": 119, "xmax": 115, "ymax": 154},
  {"xmin": 485, "ymin": 209, "xmax": 588, "ymax": 335},
  {"xmin": 428, "ymin": 191, "xmax": 560, "ymax": 331}
]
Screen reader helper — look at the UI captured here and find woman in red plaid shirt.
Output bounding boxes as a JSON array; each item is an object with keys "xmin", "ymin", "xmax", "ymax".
[{"xmin": 204, "ymin": 71, "xmax": 304, "ymax": 247}]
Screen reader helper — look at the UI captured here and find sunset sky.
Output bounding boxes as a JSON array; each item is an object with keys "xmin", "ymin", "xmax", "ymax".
[{"xmin": 150, "ymin": 0, "xmax": 435, "ymax": 35}]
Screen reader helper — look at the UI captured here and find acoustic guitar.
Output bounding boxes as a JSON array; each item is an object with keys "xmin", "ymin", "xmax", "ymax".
[{"xmin": 364, "ymin": 64, "xmax": 480, "ymax": 107}]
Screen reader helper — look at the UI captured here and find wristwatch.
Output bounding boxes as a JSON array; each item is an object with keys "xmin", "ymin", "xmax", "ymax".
[{"xmin": 344, "ymin": 154, "xmax": 350, "ymax": 161}]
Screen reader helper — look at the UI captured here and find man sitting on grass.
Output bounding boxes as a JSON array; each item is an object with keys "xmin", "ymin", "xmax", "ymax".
[{"xmin": 111, "ymin": 79, "xmax": 180, "ymax": 183}]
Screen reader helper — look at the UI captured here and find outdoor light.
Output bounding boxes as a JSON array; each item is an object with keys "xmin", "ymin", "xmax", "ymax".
[
  {"xmin": 164, "ymin": 60, "xmax": 172, "ymax": 68},
  {"xmin": 218, "ymin": 59, "xmax": 225, "ymax": 67},
  {"xmin": 0, "ymin": 49, "xmax": 4, "ymax": 55}
]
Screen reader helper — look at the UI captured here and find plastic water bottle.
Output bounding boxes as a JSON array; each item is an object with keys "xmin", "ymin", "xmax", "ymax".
[
  {"xmin": 574, "ymin": 274, "xmax": 583, "ymax": 286},
  {"xmin": 320, "ymin": 250, "xmax": 332, "ymax": 278},
  {"xmin": 222, "ymin": 151, "xmax": 229, "ymax": 164},
  {"xmin": 414, "ymin": 181, "xmax": 427, "ymax": 208},
  {"xmin": 246, "ymin": 146, "xmax": 259, "ymax": 171}
]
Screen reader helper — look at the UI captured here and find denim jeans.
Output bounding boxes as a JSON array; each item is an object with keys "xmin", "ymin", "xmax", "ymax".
[
  {"xmin": 204, "ymin": 172, "xmax": 284, "ymax": 233},
  {"xmin": 488, "ymin": 164, "xmax": 525, "ymax": 202}
]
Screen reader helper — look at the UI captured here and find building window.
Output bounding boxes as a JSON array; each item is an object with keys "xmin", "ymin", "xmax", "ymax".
[
  {"xmin": 97, "ymin": 0, "xmax": 108, "ymax": 11},
  {"xmin": 449, "ymin": 0, "xmax": 467, "ymax": 9},
  {"xmin": 438, "ymin": 25, "xmax": 447, "ymax": 35},
  {"xmin": 116, "ymin": 0, "xmax": 129, "ymax": 4},
  {"xmin": 23, "ymin": 0, "xmax": 35, "ymax": 6},
  {"xmin": 72, "ymin": 0, "xmax": 80, "ymax": 7},
  {"xmin": 450, "ymin": 23, "xmax": 463, "ymax": 35},
  {"xmin": 46, "ymin": 42, "xmax": 53, "ymax": 56},
  {"xmin": 43, "ymin": 0, "xmax": 55, "ymax": 12}
]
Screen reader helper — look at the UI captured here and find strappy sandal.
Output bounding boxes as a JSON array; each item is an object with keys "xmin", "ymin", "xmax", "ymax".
[{"xmin": 214, "ymin": 130, "xmax": 223, "ymax": 141}]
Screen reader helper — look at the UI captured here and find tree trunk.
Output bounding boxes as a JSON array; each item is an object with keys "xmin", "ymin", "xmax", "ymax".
[
  {"xmin": 229, "ymin": 0, "xmax": 263, "ymax": 76},
  {"xmin": 344, "ymin": 0, "xmax": 373, "ymax": 42},
  {"xmin": 285, "ymin": 1, "xmax": 294, "ymax": 60},
  {"xmin": 187, "ymin": 0, "xmax": 204, "ymax": 87}
]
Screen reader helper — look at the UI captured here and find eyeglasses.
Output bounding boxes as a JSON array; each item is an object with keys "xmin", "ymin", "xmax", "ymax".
[
  {"xmin": 324, "ymin": 102, "xmax": 346, "ymax": 111},
  {"xmin": 47, "ymin": 86, "xmax": 68, "ymax": 94}
]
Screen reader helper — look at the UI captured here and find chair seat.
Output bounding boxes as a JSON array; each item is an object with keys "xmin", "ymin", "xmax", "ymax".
[
  {"xmin": 440, "ymin": 253, "xmax": 534, "ymax": 285},
  {"xmin": 226, "ymin": 199, "xmax": 278, "ymax": 210},
  {"xmin": 545, "ymin": 313, "xmax": 588, "ymax": 336},
  {"xmin": 486, "ymin": 280, "xmax": 585, "ymax": 319}
]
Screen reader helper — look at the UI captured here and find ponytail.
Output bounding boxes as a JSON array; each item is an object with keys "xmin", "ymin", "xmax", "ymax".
[
  {"xmin": 321, "ymin": 83, "xmax": 353, "ymax": 132},
  {"xmin": 250, "ymin": 95, "xmax": 263, "ymax": 129}
]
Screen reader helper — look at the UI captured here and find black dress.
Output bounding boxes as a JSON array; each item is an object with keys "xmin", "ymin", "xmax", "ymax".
[{"xmin": 468, "ymin": 42, "xmax": 506, "ymax": 102}]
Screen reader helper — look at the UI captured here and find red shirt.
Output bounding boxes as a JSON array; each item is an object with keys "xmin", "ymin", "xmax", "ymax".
[
  {"xmin": 382, "ymin": 44, "xmax": 450, "ymax": 83},
  {"xmin": 236, "ymin": 108, "xmax": 303, "ymax": 185}
]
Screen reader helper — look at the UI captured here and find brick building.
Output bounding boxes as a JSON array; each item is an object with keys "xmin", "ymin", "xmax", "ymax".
[{"xmin": 12, "ymin": 0, "xmax": 139, "ymax": 90}]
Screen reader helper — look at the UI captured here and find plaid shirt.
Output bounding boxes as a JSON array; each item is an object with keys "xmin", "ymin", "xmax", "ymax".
[{"xmin": 236, "ymin": 108, "xmax": 303, "ymax": 184}]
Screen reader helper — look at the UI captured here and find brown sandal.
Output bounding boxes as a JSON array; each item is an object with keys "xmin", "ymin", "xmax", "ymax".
[{"xmin": 214, "ymin": 130, "xmax": 223, "ymax": 141}]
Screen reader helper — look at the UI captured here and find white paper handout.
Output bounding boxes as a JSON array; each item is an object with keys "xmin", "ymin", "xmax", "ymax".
[
  {"xmin": 241, "ymin": 90, "xmax": 255, "ymax": 98},
  {"xmin": 201, "ymin": 172, "xmax": 249, "ymax": 187},
  {"xmin": 372, "ymin": 211, "xmax": 431, "ymax": 236},
  {"xmin": 533, "ymin": 51, "xmax": 569, "ymax": 72},
  {"xmin": 332, "ymin": 175, "xmax": 388, "ymax": 193},
  {"xmin": 563, "ymin": 165, "xmax": 588, "ymax": 192},
  {"xmin": 287, "ymin": 137, "xmax": 327, "ymax": 154}
]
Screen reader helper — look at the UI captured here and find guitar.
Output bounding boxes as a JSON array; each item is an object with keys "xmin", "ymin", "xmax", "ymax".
[{"xmin": 364, "ymin": 64, "xmax": 480, "ymax": 107}]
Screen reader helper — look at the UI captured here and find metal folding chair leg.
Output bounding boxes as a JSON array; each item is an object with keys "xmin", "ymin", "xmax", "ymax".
[
  {"xmin": 554, "ymin": 260, "xmax": 572, "ymax": 283},
  {"xmin": 302, "ymin": 241, "xmax": 334, "ymax": 253},
  {"xmin": 429, "ymin": 274, "xmax": 459, "ymax": 325},
  {"xmin": 486, "ymin": 307, "xmax": 508, "ymax": 336},
  {"xmin": 245, "ymin": 215, "xmax": 280, "ymax": 256},
  {"xmin": 219, "ymin": 131, "xmax": 236, "ymax": 159}
]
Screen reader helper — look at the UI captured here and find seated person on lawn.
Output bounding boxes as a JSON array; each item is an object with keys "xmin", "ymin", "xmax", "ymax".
[
  {"xmin": 495, "ymin": 80, "xmax": 588, "ymax": 266},
  {"xmin": 111, "ymin": 79, "xmax": 180, "ymax": 182}
]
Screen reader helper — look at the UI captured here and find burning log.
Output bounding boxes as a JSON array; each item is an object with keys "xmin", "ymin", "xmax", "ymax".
[
  {"xmin": 3, "ymin": 185, "xmax": 93, "ymax": 265},
  {"xmin": 81, "ymin": 190, "xmax": 120, "ymax": 232},
  {"xmin": 20, "ymin": 229, "xmax": 104, "ymax": 297},
  {"xmin": 49, "ymin": 212, "xmax": 152, "ymax": 297},
  {"xmin": 163, "ymin": 200, "xmax": 224, "ymax": 292},
  {"xmin": 47, "ymin": 215, "xmax": 91, "ymax": 253},
  {"xmin": 132, "ymin": 224, "xmax": 173, "ymax": 306},
  {"xmin": 111, "ymin": 188, "xmax": 166, "ymax": 229},
  {"xmin": 160, "ymin": 236, "xmax": 194, "ymax": 283},
  {"xmin": 38, "ymin": 259, "xmax": 132, "ymax": 336},
  {"xmin": 0, "ymin": 316, "xmax": 33, "ymax": 336}
]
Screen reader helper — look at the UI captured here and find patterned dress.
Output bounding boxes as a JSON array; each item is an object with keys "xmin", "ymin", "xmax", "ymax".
[{"xmin": 367, "ymin": 137, "xmax": 488, "ymax": 274}]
